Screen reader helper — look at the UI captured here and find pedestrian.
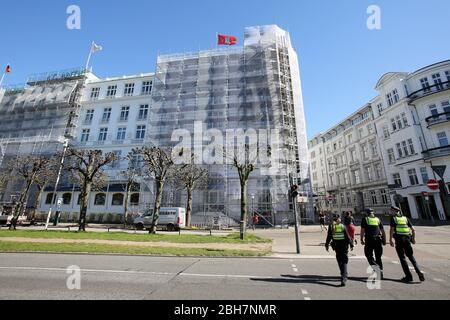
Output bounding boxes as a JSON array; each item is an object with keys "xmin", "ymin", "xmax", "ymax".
[
  {"xmin": 325, "ymin": 214, "xmax": 354, "ymax": 287},
  {"xmin": 389, "ymin": 206, "xmax": 425, "ymax": 283},
  {"xmin": 319, "ymin": 212, "xmax": 327, "ymax": 232},
  {"xmin": 252, "ymin": 213, "xmax": 259, "ymax": 231},
  {"xmin": 360, "ymin": 208, "xmax": 386, "ymax": 280},
  {"xmin": 344, "ymin": 211, "xmax": 357, "ymax": 245}
]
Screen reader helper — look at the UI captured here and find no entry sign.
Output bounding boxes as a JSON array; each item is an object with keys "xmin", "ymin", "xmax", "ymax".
[{"xmin": 427, "ymin": 179, "xmax": 439, "ymax": 191}]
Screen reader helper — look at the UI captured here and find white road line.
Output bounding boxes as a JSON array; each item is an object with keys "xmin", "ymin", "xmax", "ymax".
[
  {"xmin": 392, "ymin": 261, "xmax": 400, "ymax": 264},
  {"xmin": 291, "ymin": 264, "xmax": 297, "ymax": 268},
  {"xmin": 304, "ymin": 297, "xmax": 311, "ymax": 301},
  {"xmin": 433, "ymin": 278, "xmax": 445, "ymax": 283},
  {"xmin": 292, "ymin": 268, "xmax": 298, "ymax": 272},
  {"xmin": 301, "ymin": 289, "xmax": 308, "ymax": 295}
]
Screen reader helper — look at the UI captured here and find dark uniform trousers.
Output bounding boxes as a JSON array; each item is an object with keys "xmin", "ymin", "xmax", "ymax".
[
  {"xmin": 364, "ymin": 237, "xmax": 383, "ymax": 271},
  {"xmin": 334, "ymin": 241, "xmax": 349, "ymax": 280},
  {"xmin": 395, "ymin": 235, "xmax": 421, "ymax": 278}
]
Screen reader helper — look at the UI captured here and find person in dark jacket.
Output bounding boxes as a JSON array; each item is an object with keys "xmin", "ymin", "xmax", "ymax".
[
  {"xmin": 361, "ymin": 208, "xmax": 386, "ymax": 280},
  {"xmin": 343, "ymin": 211, "xmax": 357, "ymax": 245},
  {"xmin": 325, "ymin": 214, "xmax": 354, "ymax": 287}
]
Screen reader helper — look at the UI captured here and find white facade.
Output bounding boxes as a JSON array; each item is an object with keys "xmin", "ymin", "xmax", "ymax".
[
  {"xmin": 39, "ymin": 73, "xmax": 154, "ymax": 217},
  {"xmin": 374, "ymin": 60, "xmax": 450, "ymax": 221},
  {"xmin": 309, "ymin": 105, "xmax": 390, "ymax": 216}
]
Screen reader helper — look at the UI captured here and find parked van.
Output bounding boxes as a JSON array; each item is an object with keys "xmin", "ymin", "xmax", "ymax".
[{"xmin": 134, "ymin": 207, "xmax": 186, "ymax": 231}]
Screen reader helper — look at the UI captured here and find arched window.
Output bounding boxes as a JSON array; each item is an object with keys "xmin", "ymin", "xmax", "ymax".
[
  {"xmin": 112, "ymin": 193, "xmax": 124, "ymax": 206},
  {"xmin": 63, "ymin": 193, "xmax": 72, "ymax": 205},
  {"xmin": 130, "ymin": 193, "xmax": 140, "ymax": 205},
  {"xmin": 45, "ymin": 193, "xmax": 55, "ymax": 205},
  {"xmin": 94, "ymin": 193, "xmax": 106, "ymax": 206}
]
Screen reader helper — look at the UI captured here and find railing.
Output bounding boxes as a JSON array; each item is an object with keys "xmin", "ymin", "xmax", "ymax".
[
  {"xmin": 408, "ymin": 80, "xmax": 450, "ymax": 102},
  {"xmin": 422, "ymin": 145, "xmax": 450, "ymax": 160},
  {"xmin": 425, "ymin": 112, "xmax": 450, "ymax": 128}
]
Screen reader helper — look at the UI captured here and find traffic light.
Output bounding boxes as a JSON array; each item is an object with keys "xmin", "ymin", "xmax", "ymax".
[{"xmin": 290, "ymin": 185, "xmax": 299, "ymax": 198}]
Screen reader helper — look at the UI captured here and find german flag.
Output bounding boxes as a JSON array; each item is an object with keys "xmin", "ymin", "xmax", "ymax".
[{"xmin": 5, "ymin": 65, "xmax": 11, "ymax": 73}]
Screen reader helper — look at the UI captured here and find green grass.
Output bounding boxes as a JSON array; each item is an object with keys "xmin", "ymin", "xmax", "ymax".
[
  {"xmin": 0, "ymin": 230, "xmax": 271, "ymax": 244},
  {"xmin": 0, "ymin": 241, "xmax": 270, "ymax": 257}
]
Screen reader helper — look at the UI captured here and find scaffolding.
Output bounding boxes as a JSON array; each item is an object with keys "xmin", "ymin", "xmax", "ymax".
[{"xmin": 149, "ymin": 25, "xmax": 311, "ymax": 223}]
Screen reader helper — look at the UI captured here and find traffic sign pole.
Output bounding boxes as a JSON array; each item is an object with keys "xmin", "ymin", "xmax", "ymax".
[{"xmin": 289, "ymin": 174, "xmax": 301, "ymax": 255}]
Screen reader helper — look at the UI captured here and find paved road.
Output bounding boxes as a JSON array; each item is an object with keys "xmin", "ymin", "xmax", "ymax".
[{"xmin": 0, "ymin": 253, "xmax": 449, "ymax": 300}]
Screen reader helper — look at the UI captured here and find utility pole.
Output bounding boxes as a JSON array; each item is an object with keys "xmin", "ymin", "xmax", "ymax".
[{"xmin": 289, "ymin": 174, "xmax": 301, "ymax": 254}]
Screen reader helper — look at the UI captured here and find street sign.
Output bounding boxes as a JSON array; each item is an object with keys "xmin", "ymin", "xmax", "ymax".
[
  {"xmin": 427, "ymin": 179, "xmax": 439, "ymax": 191},
  {"xmin": 432, "ymin": 166, "xmax": 447, "ymax": 180}
]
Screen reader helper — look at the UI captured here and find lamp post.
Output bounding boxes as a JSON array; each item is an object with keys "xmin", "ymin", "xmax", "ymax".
[{"xmin": 251, "ymin": 194, "xmax": 255, "ymax": 229}]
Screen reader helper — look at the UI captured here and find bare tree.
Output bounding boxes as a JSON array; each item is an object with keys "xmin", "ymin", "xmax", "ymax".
[
  {"xmin": 31, "ymin": 156, "xmax": 58, "ymax": 222},
  {"xmin": 64, "ymin": 148, "xmax": 117, "ymax": 232},
  {"xmin": 133, "ymin": 147, "xmax": 174, "ymax": 234},
  {"xmin": 120, "ymin": 152, "xmax": 142, "ymax": 228},
  {"xmin": 173, "ymin": 161, "xmax": 208, "ymax": 227},
  {"xmin": 9, "ymin": 156, "xmax": 52, "ymax": 230}
]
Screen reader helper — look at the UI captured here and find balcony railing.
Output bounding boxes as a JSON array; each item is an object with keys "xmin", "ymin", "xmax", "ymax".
[
  {"xmin": 425, "ymin": 112, "xmax": 450, "ymax": 128},
  {"xmin": 408, "ymin": 80, "xmax": 450, "ymax": 102},
  {"xmin": 422, "ymin": 145, "xmax": 450, "ymax": 160}
]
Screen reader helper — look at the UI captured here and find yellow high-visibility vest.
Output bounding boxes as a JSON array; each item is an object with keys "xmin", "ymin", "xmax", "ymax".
[
  {"xmin": 394, "ymin": 216, "xmax": 411, "ymax": 236},
  {"xmin": 333, "ymin": 224, "xmax": 345, "ymax": 240}
]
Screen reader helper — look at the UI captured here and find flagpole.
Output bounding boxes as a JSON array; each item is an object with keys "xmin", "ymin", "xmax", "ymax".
[
  {"xmin": 0, "ymin": 73, "xmax": 6, "ymax": 88},
  {"xmin": 85, "ymin": 41, "xmax": 94, "ymax": 72}
]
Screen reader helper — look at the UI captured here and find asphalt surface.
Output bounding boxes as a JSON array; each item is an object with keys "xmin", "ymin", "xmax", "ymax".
[{"xmin": 0, "ymin": 253, "xmax": 449, "ymax": 300}]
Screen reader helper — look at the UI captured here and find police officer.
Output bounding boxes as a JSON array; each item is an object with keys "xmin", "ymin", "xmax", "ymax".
[
  {"xmin": 360, "ymin": 208, "xmax": 386, "ymax": 280},
  {"xmin": 389, "ymin": 206, "xmax": 425, "ymax": 283},
  {"xmin": 325, "ymin": 214, "xmax": 354, "ymax": 287}
]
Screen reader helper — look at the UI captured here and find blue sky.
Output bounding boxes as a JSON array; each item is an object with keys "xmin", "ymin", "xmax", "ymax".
[{"xmin": 1, "ymin": 0, "xmax": 449, "ymax": 138}]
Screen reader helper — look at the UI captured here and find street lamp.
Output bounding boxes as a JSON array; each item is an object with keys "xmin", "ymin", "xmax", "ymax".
[{"xmin": 251, "ymin": 194, "xmax": 255, "ymax": 229}]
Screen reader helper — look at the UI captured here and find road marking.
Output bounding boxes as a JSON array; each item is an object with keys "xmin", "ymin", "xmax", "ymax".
[
  {"xmin": 433, "ymin": 278, "xmax": 445, "ymax": 283},
  {"xmin": 304, "ymin": 297, "xmax": 311, "ymax": 301},
  {"xmin": 301, "ymin": 289, "xmax": 308, "ymax": 295},
  {"xmin": 293, "ymin": 268, "xmax": 298, "ymax": 272},
  {"xmin": 392, "ymin": 261, "xmax": 399, "ymax": 264},
  {"xmin": 0, "ymin": 267, "xmax": 276, "ymax": 280}
]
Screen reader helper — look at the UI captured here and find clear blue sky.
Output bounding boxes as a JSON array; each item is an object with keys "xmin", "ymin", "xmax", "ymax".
[{"xmin": 1, "ymin": 0, "xmax": 449, "ymax": 138}]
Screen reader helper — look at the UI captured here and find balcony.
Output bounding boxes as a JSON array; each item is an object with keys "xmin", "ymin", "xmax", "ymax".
[
  {"xmin": 408, "ymin": 80, "xmax": 450, "ymax": 102},
  {"xmin": 422, "ymin": 145, "xmax": 450, "ymax": 160},
  {"xmin": 425, "ymin": 112, "xmax": 450, "ymax": 128}
]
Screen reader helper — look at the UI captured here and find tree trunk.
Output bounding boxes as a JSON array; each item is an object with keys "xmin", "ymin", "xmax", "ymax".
[
  {"xmin": 186, "ymin": 186, "xmax": 193, "ymax": 227},
  {"xmin": 32, "ymin": 186, "xmax": 44, "ymax": 223},
  {"xmin": 150, "ymin": 178, "xmax": 164, "ymax": 234},
  {"xmin": 79, "ymin": 182, "xmax": 91, "ymax": 232},
  {"xmin": 10, "ymin": 179, "xmax": 33, "ymax": 230},
  {"xmin": 240, "ymin": 179, "xmax": 248, "ymax": 240},
  {"xmin": 124, "ymin": 182, "xmax": 132, "ymax": 228}
]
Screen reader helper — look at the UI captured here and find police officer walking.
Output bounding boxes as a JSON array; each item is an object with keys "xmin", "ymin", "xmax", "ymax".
[
  {"xmin": 325, "ymin": 214, "xmax": 354, "ymax": 287},
  {"xmin": 389, "ymin": 206, "xmax": 425, "ymax": 283},
  {"xmin": 360, "ymin": 208, "xmax": 386, "ymax": 280}
]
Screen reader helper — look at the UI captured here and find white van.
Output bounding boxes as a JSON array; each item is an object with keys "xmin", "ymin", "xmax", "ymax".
[{"xmin": 134, "ymin": 207, "xmax": 186, "ymax": 231}]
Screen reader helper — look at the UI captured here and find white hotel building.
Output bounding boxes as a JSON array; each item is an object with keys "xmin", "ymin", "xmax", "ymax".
[{"xmin": 309, "ymin": 60, "xmax": 450, "ymax": 221}]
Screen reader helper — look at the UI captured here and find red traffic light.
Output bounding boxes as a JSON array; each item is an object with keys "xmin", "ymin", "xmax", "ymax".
[{"xmin": 290, "ymin": 185, "xmax": 299, "ymax": 198}]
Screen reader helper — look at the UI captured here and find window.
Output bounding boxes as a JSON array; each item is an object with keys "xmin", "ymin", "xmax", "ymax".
[
  {"xmin": 371, "ymin": 142, "xmax": 378, "ymax": 156},
  {"xmin": 383, "ymin": 126, "xmax": 390, "ymax": 139},
  {"xmin": 130, "ymin": 154, "xmax": 143, "ymax": 169},
  {"xmin": 446, "ymin": 70, "xmax": 450, "ymax": 82},
  {"xmin": 429, "ymin": 104, "xmax": 438, "ymax": 116},
  {"xmin": 350, "ymin": 149, "xmax": 357, "ymax": 162},
  {"xmin": 329, "ymin": 174, "xmax": 334, "ymax": 186},
  {"xmin": 112, "ymin": 194, "xmax": 124, "ymax": 206},
  {"xmin": 364, "ymin": 166, "xmax": 373, "ymax": 182},
  {"xmin": 111, "ymin": 151, "xmax": 122, "ymax": 168},
  {"xmin": 94, "ymin": 193, "xmax": 106, "ymax": 206},
  {"xmin": 387, "ymin": 148, "xmax": 395, "ymax": 163},
  {"xmin": 393, "ymin": 89, "xmax": 400, "ymax": 103},
  {"xmin": 401, "ymin": 113, "xmax": 409, "ymax": 127},
  {"xmin": 130, "ymin": 193, "xmax": 140, "ymax": 205},
  {"xmin": 136, "ymin": 125, "xmax": 146, "ymax": 140},
  {"xmin": 396, "ymin": 115, "xmax": 403, "ymax": 130},
  {"xmin": 106, "ymin": 85, "xmax": 117, "ymax": 98},
  {"xmin": 367, "ymin": 124, "xmax": 374, "ymax": 135},
  {"xmin": 420, "ymin": 167, "xmax": 429, "ymax": 184},
  {"xmin": 84, "ymin": 110, "xmax": 94, "ymax": 124},
  {"xmin": 138, "ymin": 105, "xmax": 149, "ymax": 120},
  {"xmin": 381, "ymin": 189, "xmax": 389, "ymax": 204},
  {"xmin": 377, "ymin": 103, "xmax": 384, "ymax": 116},
  {"xmin": 371, "ymin": 191, "xmax": 378, "ymax": 205},
  {"xmin": 120, "ymin": 106, "xmax": 130, "ymax": 121},
  {"xmin": 408, "ymin": 169, "xmax": 419, "ymax": 186},
  {"xmin": 81, "ymin": 129, "xmax": 90, "ymax": 142},
  {"xmin": 141, "ymin": 81, "xmax": 152, "ymax": 95},
  {"xmin": 396, "ymin": 143, "xmax": 403, "ymax": 158},
  {"xmin": 353, "ymin": 170, "xmax": 361, "ymax": 184},
  {"xmin": 387, "ymin": 93, "xmax": 394, "ymax": 107},
  {"xmin": 102, "ymin": 108, "xmax": 112, "ymax": 123},
  {"xmin": 432, "ymin": 73, "xmax": 443, "ymax": 90},
  {"xmin": 437, "ymin": 132, "xmax": 449, "ymax": 147},
  {"xmin": 401, "ymin": 141, "xmax": 409, "ymax": 156},
  {"xmin": 98, "ymin": 128, "xmax": 108, "ymax": 141},
  {"xmin": 62, "ymin": 193, "xmax": 72, "ymax": 205},
  {"xmin": 420, "ymin": 77, "xmax": 431, "ymax": 93},
  {"xmin": 361, "ymin": 144, "xmax": 369, "ymax": 159},
  {"xmin": 344, "ymin": 172, "xmax": 349, "ymax": 185},
  {"xmin": 375, "ymin": 163, "xmax": 383, "ymax": 180},
  {"xmin": 391, "ymin": 118, "xmax": 397, "ymax": 131},
  {"xmin": 116, "ymin": 128, "xmax": 126, "ymax": 141},
  {"xmin": 45, "ymin": 193, "xmax": 55, "ymax": 205},
  {"xmin": 347, "ymin": 134, "xmax": 353, "ymax": 144},
  {"xmin": 124, "ymin": 83, "xmax": 135, "ymax": 96},
  {"xmin": 90, "ymin": 87, "xmax": 100, "ymax": 100},
  {"xmin": 393, "ymin": 173, "xmax": 402, "ymax": 187},
  {"xmin": 407, "ymin": 139, "xmax": 415, "ymax": 154}
]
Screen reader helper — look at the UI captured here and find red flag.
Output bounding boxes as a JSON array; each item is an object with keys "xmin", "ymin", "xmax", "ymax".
[
  {"xmin": 218, "ymin": 34, "xmax": 237, "ymax": 46},
  {"xmin": 5, "ymin": 65, "xmax": 11, "ymax": 73}
]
